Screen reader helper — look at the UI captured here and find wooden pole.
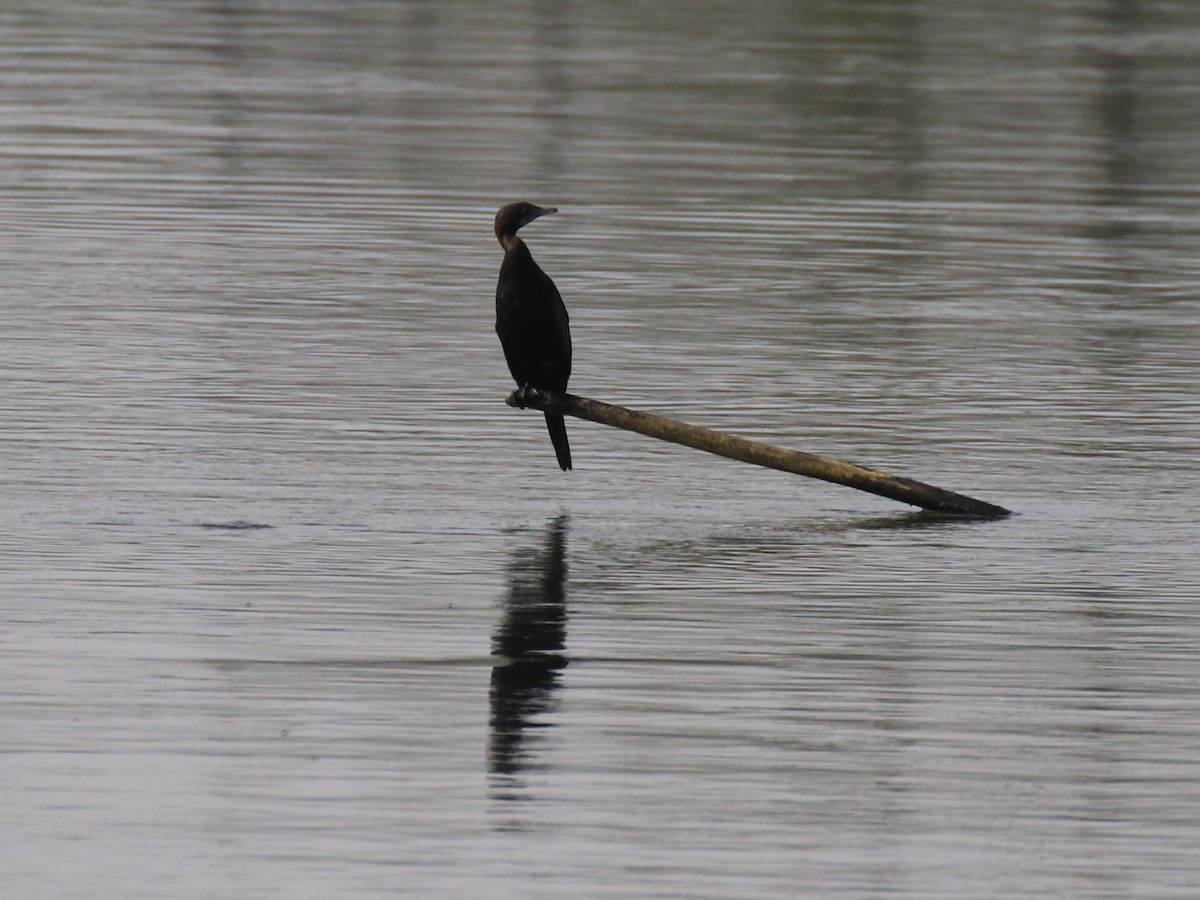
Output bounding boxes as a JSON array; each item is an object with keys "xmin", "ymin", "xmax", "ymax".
[{"xmin": 506, "ymin": 388, "xmax": 1011, "ymax": 517}]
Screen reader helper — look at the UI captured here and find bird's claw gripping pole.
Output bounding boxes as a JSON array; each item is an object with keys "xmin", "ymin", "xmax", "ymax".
[{"xmin": 505, "ymin": 388, "xmax": 1011, "ymax": 517}]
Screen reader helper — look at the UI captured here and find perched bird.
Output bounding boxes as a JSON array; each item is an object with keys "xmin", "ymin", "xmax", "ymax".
[{"xmin": 494, "ymin": 201, "xmax": 573, "ymax": 471}]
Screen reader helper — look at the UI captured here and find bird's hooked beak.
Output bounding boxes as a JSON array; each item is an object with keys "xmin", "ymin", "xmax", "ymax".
[{"xmin": 521, "ymin": 205, "xmax": 558, "ymax": 229}]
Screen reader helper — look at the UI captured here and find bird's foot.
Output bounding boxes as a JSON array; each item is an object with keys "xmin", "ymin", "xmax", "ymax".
[{"xmin": 507, "ymin": 384, "xmax": 552, "ymax": 410}]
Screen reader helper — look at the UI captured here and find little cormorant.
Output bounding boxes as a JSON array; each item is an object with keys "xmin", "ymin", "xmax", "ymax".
[{"xmin": 494, "ymin": 201, "xmax": 572, "ymax": 471}]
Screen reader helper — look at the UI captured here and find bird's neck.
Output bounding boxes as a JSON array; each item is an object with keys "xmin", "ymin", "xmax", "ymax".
[
  {"xmin": 501, "ymin": 232, "xmax": 535, "ymax": 256},
  {"xmin": 497, "ymin": 231, "xmax": 526, "ymax": 253}
]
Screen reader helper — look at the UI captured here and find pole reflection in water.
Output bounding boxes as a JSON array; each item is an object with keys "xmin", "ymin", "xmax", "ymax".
[{"xmin": 488, "ymin": 515, "xmax": 569, "ymax": 799}]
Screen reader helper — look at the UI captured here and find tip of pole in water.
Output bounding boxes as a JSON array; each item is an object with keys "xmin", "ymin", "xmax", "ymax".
[{"xmin": 504, "ymin": 388, "xmax": 1012, "ymax": 517}]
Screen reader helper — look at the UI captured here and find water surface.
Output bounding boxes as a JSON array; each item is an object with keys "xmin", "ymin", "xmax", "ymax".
[{"xmin": 2, "ymin": 1, "xmax": 1199, "ymax": 897}]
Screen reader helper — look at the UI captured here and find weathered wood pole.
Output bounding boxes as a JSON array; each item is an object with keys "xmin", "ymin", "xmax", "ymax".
[{"xmin": 506, "ymin": 389, "xmax": 1011, "ymax": 517}]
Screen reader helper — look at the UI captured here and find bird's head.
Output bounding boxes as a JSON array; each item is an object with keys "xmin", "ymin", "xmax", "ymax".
[{"xmin": 495, "ymin": 201, "xmax": 558, "ymax": 244}]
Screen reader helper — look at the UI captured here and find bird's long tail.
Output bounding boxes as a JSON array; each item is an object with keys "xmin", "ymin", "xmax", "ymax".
[{"xmin": 544, "ymin": 412, "xmax": 572, "ymax": 471}]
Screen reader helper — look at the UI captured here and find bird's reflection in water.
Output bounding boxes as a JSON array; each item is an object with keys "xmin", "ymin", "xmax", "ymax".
[{"xmin": 488, "ymin": 515, "xmax": 569, "ymax": 798}]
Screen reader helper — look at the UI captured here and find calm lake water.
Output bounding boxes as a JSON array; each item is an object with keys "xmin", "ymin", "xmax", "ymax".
[{"xmin": 3, "ymin": 1, "xmax": 1199, "ymax": 896}]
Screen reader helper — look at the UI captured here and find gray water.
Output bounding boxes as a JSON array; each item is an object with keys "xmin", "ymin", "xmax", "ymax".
[{"xmin": 3, "ymin": 1, "xmax": 1199, "ymax": 897}]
